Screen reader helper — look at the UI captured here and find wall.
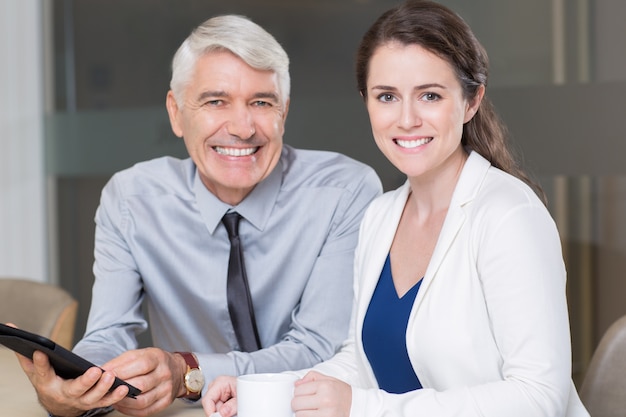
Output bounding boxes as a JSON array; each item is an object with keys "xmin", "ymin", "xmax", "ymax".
[{"xmin": 0, "ymin": 0, "xmax": 47, "ymax": 283}]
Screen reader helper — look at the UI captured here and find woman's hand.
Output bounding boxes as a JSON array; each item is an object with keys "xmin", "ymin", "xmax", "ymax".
[
  {"xmin": 202, "ymin": 375, "xmax": 238, "ymax": 417},
  {"xmin": 293, "ymin": 371, "xmax": 352, "ymax": 417}
]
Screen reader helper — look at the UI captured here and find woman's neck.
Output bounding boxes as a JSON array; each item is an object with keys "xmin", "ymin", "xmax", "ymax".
[{"xmin": 406, "ymin": 147, "xmax": 468, "ymax": 223}]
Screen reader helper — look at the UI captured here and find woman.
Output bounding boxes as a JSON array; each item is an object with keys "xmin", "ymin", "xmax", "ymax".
[{"xmin": 203, "ymin": 1, "xmax": 590, "ymax": 416}]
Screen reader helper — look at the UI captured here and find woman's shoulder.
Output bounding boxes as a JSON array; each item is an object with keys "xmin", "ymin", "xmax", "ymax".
[
  {"xmin": 460, "ymin": 151, "xmax": 546, "ymax": 212},
  {"xmin": 371, "ymin": 182, "xmax": 409, "ymax": 206},
  {"xmin": 481, "ymin": 166, "xmax": 546, "ymax": 212},
  {"xmin": 360, "ymin": 182, "xmax": 410, "ymax": 227}
]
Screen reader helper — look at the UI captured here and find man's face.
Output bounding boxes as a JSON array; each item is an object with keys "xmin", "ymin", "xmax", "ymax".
[{"xmin": 167, "ymin": 50, "xmax": 289, "ymax": 205}]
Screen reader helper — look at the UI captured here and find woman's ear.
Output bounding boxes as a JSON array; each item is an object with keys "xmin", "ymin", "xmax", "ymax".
[{"xmin": 463, "ymin": 84, "xmax": 485, "ymax": 123}]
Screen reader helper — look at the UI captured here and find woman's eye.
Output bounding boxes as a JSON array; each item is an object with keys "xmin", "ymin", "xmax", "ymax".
[
  {"xmin": 422, "ymin": 92, "xmax": 441, "ymax": 101},
  {"xmin": 377, "ymin": 93, "xmax": 395, "ymax": 102}
]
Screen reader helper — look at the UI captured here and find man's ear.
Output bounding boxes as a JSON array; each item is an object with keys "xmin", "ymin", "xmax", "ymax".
[
  {"xmin": 282, "ymin": 98, "xmax": 290, "ymax": 122},
  {"xmin": 464, "ymin": 84, "xmax": 485, "ymax": 124},
  {"xmin": 166, "ymin": 90, "xmax": 184, "ymax": 138}
]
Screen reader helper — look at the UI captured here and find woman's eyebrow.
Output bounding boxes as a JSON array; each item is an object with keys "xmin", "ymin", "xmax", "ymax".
[{"xmin": 413, "ymin": 83, "xmax": 446, "ymax": 90}]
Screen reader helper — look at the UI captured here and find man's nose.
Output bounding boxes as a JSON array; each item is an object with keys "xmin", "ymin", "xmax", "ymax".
[{"xmin": 226, "ymin": 105, "xmax": 256, "ymax": 139}]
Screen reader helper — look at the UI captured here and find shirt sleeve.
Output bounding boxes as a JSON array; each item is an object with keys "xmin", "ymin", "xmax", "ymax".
[
  {"xmin": 291, "ymin": 198, "xmax": 378, "ymax": 387},
  {"xmin": 72, "ymin": 174, "xmax": 147, "ymax": 365}
]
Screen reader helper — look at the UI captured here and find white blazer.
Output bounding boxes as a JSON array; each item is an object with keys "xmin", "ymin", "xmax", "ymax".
[{"xmin": 310, "ymin": 152, "xmax": 589, "ymax": 417}]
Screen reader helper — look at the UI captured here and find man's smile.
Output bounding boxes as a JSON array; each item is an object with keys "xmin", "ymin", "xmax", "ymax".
[{"xmin": 213, "ymin": 146, "xmax": 260, "ymax": 156}]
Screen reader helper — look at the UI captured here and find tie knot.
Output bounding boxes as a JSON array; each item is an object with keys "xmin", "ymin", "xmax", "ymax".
[{"xmin": 222, "ymin": 212, "xmax": 241, "ymax": 239}]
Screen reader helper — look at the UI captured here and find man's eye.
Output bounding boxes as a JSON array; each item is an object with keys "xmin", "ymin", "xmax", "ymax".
[
  {"xmin": 205, "ymin": 99, "xmax": 223, "ymax": 106},
  {"xmin": 252, "ymin": 100, "xmax": 271, "ymax": 107}
]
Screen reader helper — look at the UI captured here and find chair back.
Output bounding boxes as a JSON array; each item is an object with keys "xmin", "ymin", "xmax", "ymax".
[
  {"xmin": 0, "ymin": 277, "xmax": 78, "ymax": 349},
  {"xmin": 579, "ymin": 314, "xmax": 626, "ymax": 417}
]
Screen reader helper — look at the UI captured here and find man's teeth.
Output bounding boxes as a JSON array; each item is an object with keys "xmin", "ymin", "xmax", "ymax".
[
  {"xmin": 396, "ymin": 138, "xmax": 432, "ymax": 148},
  {"xmin": 214, "ymin": 146, "xmax": 258, "ymax": 156}
]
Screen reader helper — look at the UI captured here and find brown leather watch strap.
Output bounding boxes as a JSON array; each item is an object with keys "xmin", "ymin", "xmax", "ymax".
[
  {"xmin": 176, "ymin": 351, "xmax": 200, "ymax": 369},
  {"xmin": 174, "ymin": 351, "xmax": 203, "ymax": 401}
]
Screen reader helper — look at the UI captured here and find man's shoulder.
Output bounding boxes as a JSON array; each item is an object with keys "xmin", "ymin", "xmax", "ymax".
[
  {"xmin": 281, "ymin": 146, "xmax": 379, "ymax": 189},
  {"xmin": 107, "ymin": 156, "xmax": 194, "ymax": 197},
  {"xmin": 118, "ymin": 155, "xmax": 190, "ymax": 172},
  {"xmin": 284, "ymin": 145, "xmax": 365, "ymax": 167}
]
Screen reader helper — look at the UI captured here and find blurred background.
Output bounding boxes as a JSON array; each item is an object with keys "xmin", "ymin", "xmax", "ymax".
[{"xmin": 2, "ymin": 0, "xmax": 626, "ymax": 387}]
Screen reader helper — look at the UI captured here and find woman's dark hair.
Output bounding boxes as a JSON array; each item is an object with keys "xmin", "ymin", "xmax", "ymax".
[{"xmin": 356, "ymin": 0, "xmax": 545, "ymax": 201}]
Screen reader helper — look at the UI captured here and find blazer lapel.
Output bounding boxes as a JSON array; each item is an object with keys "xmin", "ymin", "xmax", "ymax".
[
  {"xmin": 414, "ymin": 151, "xmax": 491, "ymax": 304},
  {"xmin": 357, "ymin": 182, "xmax": 411, "ymax": 321}
]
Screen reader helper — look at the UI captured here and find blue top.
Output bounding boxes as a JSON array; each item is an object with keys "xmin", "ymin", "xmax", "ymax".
[
  {"xmin": 362, "ymin": 254, "xmax": 423, "ymax": 393},
  {"xmin": 73, "ymin": 145, "xmax": 382, "ymax": 383}
]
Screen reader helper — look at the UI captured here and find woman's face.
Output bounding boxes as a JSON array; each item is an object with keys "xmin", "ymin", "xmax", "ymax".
[{"xmin": 365, "ymin": 42, "xmax": 482, "ymax": 181}]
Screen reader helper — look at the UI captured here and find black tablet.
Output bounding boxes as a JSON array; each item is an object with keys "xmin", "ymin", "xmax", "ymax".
[{"xmin": 0, "ymin": 323, "xmax": 141, "ymax": 398}]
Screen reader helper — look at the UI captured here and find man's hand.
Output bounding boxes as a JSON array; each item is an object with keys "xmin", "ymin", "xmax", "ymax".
[
  {"xmin": 202, "ymin": 375, "xmax": 238, "ymax": 417},
  {"xmin": 101, "ymin": 347, "xmax": 187, "ymax": 417},
  {"xmin": 292, "ymin": 371, "xmax": 352, "ymax": 417},
  {"xmin": 15, "ymin": 349, "xmax": 128, "ymax": 417}
]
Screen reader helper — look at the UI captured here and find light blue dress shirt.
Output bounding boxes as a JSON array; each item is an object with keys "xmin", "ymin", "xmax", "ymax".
[{"xmin": 73, "ymin": 145, "xmax": 382, "ymax": 386}]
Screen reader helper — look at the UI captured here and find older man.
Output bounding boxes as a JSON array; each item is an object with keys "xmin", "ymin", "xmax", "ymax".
[{"xmin": 15, "ymin": 14, "xmax": 381, "ymax": 417}]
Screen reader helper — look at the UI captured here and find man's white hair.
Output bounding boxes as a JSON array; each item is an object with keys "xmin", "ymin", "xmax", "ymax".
[{"xmin": 170, "ymin": 15, "xmax": 290, "ymax": 107}]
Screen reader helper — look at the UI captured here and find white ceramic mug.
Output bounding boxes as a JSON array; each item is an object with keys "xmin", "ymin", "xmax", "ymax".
[{"xmin": 237, "ymin": 373, "xmax": 299, "ymax": 417}]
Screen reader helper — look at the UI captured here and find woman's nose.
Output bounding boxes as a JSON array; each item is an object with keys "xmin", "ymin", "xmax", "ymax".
[{"xmin": 398, "ymin": 101, "xmax": 422, "ymax": 129}]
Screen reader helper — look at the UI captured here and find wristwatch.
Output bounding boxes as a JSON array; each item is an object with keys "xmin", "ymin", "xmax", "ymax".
[{"xmin": 175, "ymin": 351, "xmax": 204, "ymax": 401}]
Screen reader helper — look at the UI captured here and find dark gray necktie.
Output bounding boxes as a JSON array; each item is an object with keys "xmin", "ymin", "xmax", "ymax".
[{"xmin": 222, "ymin": 212, "xmax": 261, "ymax": 352}]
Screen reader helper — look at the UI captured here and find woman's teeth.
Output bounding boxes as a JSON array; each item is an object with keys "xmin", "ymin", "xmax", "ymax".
[{"xmin": 395, "ymin": 137, "xmax": 432, "ymax": 148}]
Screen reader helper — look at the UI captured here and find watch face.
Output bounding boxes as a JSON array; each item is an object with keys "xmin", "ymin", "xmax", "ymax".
[{"xmin": 185, "ymin": 368, "xmax": 205, "ymax": 393}]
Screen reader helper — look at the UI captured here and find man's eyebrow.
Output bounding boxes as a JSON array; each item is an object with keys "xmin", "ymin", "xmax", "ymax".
[
  {"xmin": 370, "ymin": 83, "xmax": 447, "ymax": 91},
  {"xmin": 195, "ymin": 91, "xmax": 280, "ymax": 103},
  {"xmin": 251, "ymin": 92, "xmax": 280, "ymax": 103},
  {"xmin": 196, "ymin": 90, "xmax": 228, "ymax": 102}
]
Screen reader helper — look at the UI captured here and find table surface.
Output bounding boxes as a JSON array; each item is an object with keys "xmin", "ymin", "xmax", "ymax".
[{"xmin": 0, "ymin": 347, "xmax": 206, "ymax": 417}]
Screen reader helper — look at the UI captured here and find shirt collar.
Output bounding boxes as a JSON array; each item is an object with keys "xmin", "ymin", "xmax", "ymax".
[{"xmin": 193, "ymin": 156, "xmax": 283, "ymax": 235}]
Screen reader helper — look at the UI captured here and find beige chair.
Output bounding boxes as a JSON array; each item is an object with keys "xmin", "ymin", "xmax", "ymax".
[
  {"xmin": 0, "ymin": 277, "xmax": 78, "ymax": 349},
  {"xmin": 579, "ymin": 314, "xmax": 626, "ymax": 417}
]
